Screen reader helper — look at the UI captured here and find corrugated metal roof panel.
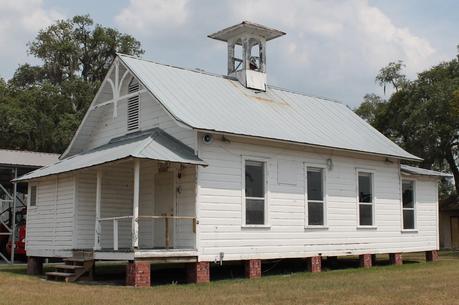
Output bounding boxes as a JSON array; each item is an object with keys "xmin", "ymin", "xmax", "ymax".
[
  {"xmin": 119, "ymin": 55, "xmax": 420, "ymax": 161},
  {"xmin": 15, "ymin": 128, "xmax": 206, "ymax": 181},
  {"xmin": 400, "ymin": 164, "xmax": 452, "ymax": 177},
  {"xmin": 0, "ymin": 149, "xmax": 59, "ymax": 167}
]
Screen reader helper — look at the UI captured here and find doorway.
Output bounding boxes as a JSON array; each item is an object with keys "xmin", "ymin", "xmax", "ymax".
[
  {"xmin": 451, "ymin": 216, "xmax": 459, "ymax": 249},
  {"xmin": 154, "ymin": 171, "xmax": 175, "ymax": 248}
]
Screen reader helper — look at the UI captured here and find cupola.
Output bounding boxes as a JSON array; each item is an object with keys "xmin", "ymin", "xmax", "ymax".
[{"xmin": 208, "ymin": 21, "xmax": 285, "ymax": 91}]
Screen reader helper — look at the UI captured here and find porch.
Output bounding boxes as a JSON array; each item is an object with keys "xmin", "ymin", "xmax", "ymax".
[
  {"xmin": 91, "ymin": 157, "xmax": 199, "ymax": 260},
  {"xmin": 16, "ymin": 128, "xmax": 206, "ymax": 261}
]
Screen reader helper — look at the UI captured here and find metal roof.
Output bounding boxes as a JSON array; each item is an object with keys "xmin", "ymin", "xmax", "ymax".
[
  {"xmin": 400, "ymin": 164, "xmax": 452, "ymax": 178},
  {"xmin": 0, "ymin": 149, "xmax": 59, "ymax": 168},
  {"xmin": 15, "ymin": 128, "xmax": 206, "ymax": 181},
  {"xmin": 119, "ymin": 54, "xmax": 420, "ymax": 161},
  {"xmin": 208, "ymin": 21, "xmax": 286, "ymax": 43}
]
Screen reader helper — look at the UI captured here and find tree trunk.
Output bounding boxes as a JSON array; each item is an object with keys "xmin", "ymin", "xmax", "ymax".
[{"xmin": 445, "ymin": 148, "xmax": 459, "ymax": 194}]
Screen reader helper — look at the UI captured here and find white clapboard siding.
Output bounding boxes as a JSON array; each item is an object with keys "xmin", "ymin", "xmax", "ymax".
[
  {"xmin": 26, "ymin": 174, "xmax": 75, "ymax": 256},
  {"xmin": 196, "ymin": 136, "xmax": 439, "ymax": 261},
  {"xmin": 75, "ymin": 169, "xmax": 96, "ymax": 249},
  {"xmin": 98, "ymin": 163, "xmax": 134, "ymax": 249},
  {"xmin": 73, "ymin": 159, "xmax": 197, "ymax": 250},
  {"xmin": 85, "ymin": 90, "xmax": 196, "ymax": 151}
]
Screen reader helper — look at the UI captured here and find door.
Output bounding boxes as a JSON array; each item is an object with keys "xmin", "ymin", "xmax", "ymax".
[
  {"xmin": 451, "ymin": 216, "xmax": 459, "ymax": 249},
  {"xmin": 154, "ymin": 171, "xmax": 175, "ymax": 248}
]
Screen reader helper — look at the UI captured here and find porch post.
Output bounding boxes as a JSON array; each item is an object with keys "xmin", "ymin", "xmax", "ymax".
[
  {"xmin": 94, "ymin": 169, "xmax": 102, "ymax": 250},
  {"xmin": 132, "ymin": 159, "xmax": 140, "ymax": 249}
]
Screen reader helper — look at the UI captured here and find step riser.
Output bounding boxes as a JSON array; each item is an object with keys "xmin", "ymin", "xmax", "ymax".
[{"xmin": 47, "ymin": 259, "xmax": 94, "ymax": 283}]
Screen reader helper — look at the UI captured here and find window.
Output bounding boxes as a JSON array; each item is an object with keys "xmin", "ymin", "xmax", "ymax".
[
  {"xmin": 306, "ymin": 167, "xmax": 325, "ymax": 226},
  {"xmin": 127, "ymin": 78, "xmax": 140, "ymax": 132},
  {"xmin": 358, "ymin": 172, "xmax": 374, "ymax": 226},
  {"xmin": 30, "ymin": 185, "xmax": 37, "ymax": 207},
  {"xmin": 402, "ymin": 180, "xmax": 415, "ymax": 230},
  {"xmin": 244, "ymin": 160, "xmax": 266, "ymax": 225}
]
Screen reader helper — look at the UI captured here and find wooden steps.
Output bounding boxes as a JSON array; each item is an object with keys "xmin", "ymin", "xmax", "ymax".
[{"xmin": 46, "ymin": 256, "xmax": 94, "ymax": 283}]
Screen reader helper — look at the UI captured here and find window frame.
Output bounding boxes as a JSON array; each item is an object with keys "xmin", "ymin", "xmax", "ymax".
[
  {"xmin": 304, "ymin": 164, "xmax": 328, "ymax": 228},
  {"xmin": 29, "ymin": 183, "xmax": 38, "ymax": 208},
  {"xmin": 356, "ymin": 169, "xmax": 376, "ymax": 228},
  {"xmin": 401, "ymin": 179, "xmax": 417, "ymax": 231},
  {"xmin": 241, "ymin": 156, "xmax": 270, "ymax": 228}
]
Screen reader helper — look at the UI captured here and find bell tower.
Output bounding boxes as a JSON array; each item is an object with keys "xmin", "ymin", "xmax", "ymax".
[{"xmin": 208, "ymin": 21, "xmax": 285, "ymax": 91}]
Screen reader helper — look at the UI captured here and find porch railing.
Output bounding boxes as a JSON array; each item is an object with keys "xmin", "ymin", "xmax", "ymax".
[{"xmin": 96, "ymin": 215, "xmax": 197, "ymax": 251}]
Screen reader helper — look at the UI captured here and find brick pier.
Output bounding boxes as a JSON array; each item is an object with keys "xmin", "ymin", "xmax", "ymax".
[
  {"xmin": 245, "ymin": 259, "xmax": 262, "ymax": 279},
  {"xmin": 126, "ymin": 261, "xmax": 151, "ymax": 287},
  {"xmin": 187, "ymin": 262, "xmax": 210, "ymax": 283}
]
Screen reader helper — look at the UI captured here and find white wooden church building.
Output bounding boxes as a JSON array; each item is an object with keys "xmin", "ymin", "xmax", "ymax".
[{"xmin": 17, "ymin": 22, "xmax": 445, "ymax": 286}]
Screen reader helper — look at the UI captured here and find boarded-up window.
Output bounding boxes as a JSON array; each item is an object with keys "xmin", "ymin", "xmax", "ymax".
[
  {"xmin": 30, "ymin": 185, "xmax": 37, "ymax": 207},
  {"xmin": 127, "ymin": 79, "xmax": 140, "ymax": 132},
  {"xmin": 277, "ymin": 160, "xmax": 298, "ymax": 185}
]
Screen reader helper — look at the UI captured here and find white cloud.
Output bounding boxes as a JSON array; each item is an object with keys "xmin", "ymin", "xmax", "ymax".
[
  {"xmin": 0, "ymin": 0, "xmax": 63, "ymax": 78},
  {"xmin": 115, "ymin": 0, "xmax": 189, "ymax": 32},
  {"xmin": 229, "ymin": 0, "xmax": 437, "ymax": 79}
]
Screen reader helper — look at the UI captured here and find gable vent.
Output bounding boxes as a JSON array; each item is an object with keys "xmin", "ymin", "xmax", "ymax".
[{"xmin": 127, "ymin": 79, "xmax": 140, "ymax": 132}]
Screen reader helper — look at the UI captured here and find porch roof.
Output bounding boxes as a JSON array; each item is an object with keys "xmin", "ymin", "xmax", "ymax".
[
  {"xmin": 14, "ymin": 128, "xmax": 207, "ymax": 181},
  {"xmin": 400, "ymin": 164, "xmax": 452, "ymax": 178}
]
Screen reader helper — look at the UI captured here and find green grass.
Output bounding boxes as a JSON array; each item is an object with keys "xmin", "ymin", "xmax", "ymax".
[{"xmin": 1, "ymin": 252, "xmax": 458, "ymax": 305}]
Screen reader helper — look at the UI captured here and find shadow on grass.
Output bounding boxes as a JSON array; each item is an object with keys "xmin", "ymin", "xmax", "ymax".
[{"xmin": 1, "ymin": 251, "xmax": 456, "ymax": 286}]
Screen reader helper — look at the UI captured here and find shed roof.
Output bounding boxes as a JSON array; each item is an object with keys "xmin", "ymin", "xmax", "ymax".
[
  {"xmin": 15, "ymin": 128, "xmax": 206, "ymax": 181},
  {"xmin": 400, "ymin": 164, "xmax": 452, "ymax": 178},
  {"xmin": 119, "ymin": 54, "xmax": 420, "ymax": 161},
  {"xmin": 0, "ymin": 149, "xmax": 59, "ymax": 168}
]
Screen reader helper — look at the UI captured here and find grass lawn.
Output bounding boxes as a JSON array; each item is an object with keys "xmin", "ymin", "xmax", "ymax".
[{"xmin": 1, "ymin": 252, "xmax": 458, "ymax": 305}]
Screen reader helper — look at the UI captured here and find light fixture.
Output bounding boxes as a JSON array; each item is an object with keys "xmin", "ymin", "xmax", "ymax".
[{"xmin": 326, "ymin": 158, "xmax": 334, "ymax": 170}]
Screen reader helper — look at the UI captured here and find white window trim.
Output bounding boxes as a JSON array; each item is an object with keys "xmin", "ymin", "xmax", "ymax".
[
  {"xmin": 241, "ymin": 156, "xmax": 270, "ymax": 228},
  {"xmin": 304, "ymin": 163, "xmax": 328, "ymax": 228},
  {"xmin": 28, "ymin": 183, "xmax": 38, "ymax": 209},
  {"xmin": 356, "ymin": 168, "xmax": 376, "ymax": 228},
  {"xmin": 401, "ymin": 178, "xmax": 417, "ymax": 232}
]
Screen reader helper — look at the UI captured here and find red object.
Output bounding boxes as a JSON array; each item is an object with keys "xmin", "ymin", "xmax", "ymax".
[
  {"xmin": 7, "ymin": 224, "xmax": 26, "ymax": 256},
  {"xmin": 389, "ymin": 253, "xmax": 403, "ymax": 265},
  {"xmin": 187, "ymin": 261, "xmax": 210, "ymax": 283},
  {"xmin": 6, "ymin": 208, "xmax": 27, "ymax": 257},
  {"xmin": 245, "ymin": 259, "xmax": 262, "ymax": 279},
  {"xmin": 307, "ymin": 256, "xmax": 322, "ymax": 272},
  {"xmin": 426, "ymin": 250, "xmax": 439, "ymax": 262},
  {"xmin": 126, "ymin": 261, "xmax": 151, "ymax": 287},
  {"xmin": 359, "ymin": 254, "xmax": 373, "ymax": 268}
]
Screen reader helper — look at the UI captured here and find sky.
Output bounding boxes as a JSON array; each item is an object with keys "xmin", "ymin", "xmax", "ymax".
[{"xmin": 0, "ymin": 0, "xmax": 458, "ymax": 107}]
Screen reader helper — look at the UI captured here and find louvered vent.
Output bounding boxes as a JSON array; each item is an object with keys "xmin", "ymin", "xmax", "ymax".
[{"xmin": 127, "ymin": 79, "xmax": 140, "ymax": 132}]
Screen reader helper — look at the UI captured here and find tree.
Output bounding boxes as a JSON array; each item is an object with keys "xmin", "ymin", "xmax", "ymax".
[
  {"xmin": 354, "ymin": 94, "xmax": 386, "ymax": 126},
  {"xmin": 28, "ymin": 15, "xmax": 144, "ymax": 83},
  {"xmin": 0, "ymin": 15, "xmax": 144, "ymax": 153},
  {"xmin": 375, "ymin": 60, "xmax": 408, "ymax": 94},
  {"xmin": 355, "ymin": 56, "xmax": 459, "ymax": 195}
]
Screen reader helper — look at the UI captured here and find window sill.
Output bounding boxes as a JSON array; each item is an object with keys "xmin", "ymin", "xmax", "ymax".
[
  {"xmin": 305, "ymin": 226, "xmax": 329, "ymax": 230},
  {"xmin": 242, "ymin": 225, "xmax": 271, "ymax": 229},
  {"xmin": 356, "ymin": 226, "xmax": 377, "ymax": 230},
  {"xmin": 401, "ymin": 229, "xmax": 418, "ymax": 233}
]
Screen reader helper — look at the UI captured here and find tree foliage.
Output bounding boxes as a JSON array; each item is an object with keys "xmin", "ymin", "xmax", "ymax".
[
  {"xmin": 375, "ymin": 60, "xmax": 408, "ymax": 94},
  {"xmin": 0, "ymin": 15, "xmax": 143, "ymax": 153},
  {"xmin": 355, "ymin": 55, "xmax": 459, "ymax": 196}
]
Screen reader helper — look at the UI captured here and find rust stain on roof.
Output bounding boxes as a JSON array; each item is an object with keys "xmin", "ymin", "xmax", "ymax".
[{"xmin": 228, "ymin": 80, "xmax": 289, "ymax": 106}]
